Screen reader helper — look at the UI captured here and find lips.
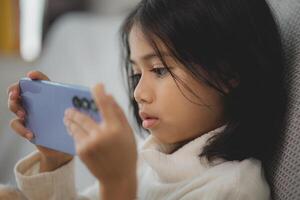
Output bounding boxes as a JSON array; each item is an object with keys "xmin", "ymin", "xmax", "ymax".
[
  {"xmin": 139, "ymin": 111, "xmax": 157, "ymax": 120},
  {"xmin": 139, "ymin": 111, "xmax": 159, "ymax": 129}
]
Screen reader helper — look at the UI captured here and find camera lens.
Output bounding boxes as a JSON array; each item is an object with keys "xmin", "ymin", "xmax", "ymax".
[
  {"xmin": 81, "ymin": 98, "xmax": 90, "ymax": 110},
  {"xmin": 90, "ymin": 100, "xmax": 98, "ymax": 112},
  {"xmin": 72, "ymin": 96, "xmax": 81, "ymax": 108}
]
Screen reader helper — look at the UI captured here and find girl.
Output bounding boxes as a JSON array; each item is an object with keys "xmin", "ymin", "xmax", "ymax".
[{"xmin": 7, "ymin": 0, "xmax": 286, "ymax": 199}]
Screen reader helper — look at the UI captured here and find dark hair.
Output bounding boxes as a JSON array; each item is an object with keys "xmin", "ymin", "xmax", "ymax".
[{"xmin": 120, "ymin": 0, "xmax": 286, "ymax": 166}]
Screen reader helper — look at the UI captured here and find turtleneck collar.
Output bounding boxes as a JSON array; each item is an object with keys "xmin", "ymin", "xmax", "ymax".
[{"xmin": 139, "ymin": 125, "xmax": 227, "ymax": 183}]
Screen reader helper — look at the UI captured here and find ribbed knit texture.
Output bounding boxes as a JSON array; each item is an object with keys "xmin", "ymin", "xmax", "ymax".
[{"xmin": 14, "ymin": 126, "xmax": 270, "ymax": 200}]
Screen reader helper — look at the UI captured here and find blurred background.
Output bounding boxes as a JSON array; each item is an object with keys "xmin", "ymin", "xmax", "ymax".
[{"xmin": 0, "ymin": 0, "xmax": 140, "ymax": 191}]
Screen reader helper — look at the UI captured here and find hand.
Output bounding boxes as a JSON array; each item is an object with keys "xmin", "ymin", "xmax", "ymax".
[
  {"xmin": 8, "ymin": 70, "xmax": 73, "ymax": 172},
  {"xmin": 63, "ymin": 84, "xmax": 138, "ymax": 196}
]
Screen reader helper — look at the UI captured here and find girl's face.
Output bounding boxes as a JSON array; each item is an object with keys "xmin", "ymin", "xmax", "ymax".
[{"xmin": 129, "ymin": 26, "xmax": 226, "ymax": 144}]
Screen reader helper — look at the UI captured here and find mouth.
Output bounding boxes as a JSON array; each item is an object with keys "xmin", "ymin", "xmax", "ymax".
[{"xmin": 139, "ymin": 112, "xmax": 160, "ymax": 129}]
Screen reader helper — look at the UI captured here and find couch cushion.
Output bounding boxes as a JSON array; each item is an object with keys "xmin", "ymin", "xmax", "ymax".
[{"xmin": 266, "ymin": 0, "xmax": 300, "ymax": 199}]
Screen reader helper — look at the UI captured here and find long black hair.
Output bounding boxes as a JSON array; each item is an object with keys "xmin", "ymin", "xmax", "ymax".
[{"xmin": 120, "ymin": 0, "xmax": 286, "ymax": 166}]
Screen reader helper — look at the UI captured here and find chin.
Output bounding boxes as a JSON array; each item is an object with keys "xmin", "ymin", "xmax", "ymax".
[{"xmin": 151, "ymin": 131, "xmax": 179, "ymax": 144}]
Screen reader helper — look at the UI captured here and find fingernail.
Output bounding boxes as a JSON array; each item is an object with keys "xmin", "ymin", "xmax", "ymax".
[
  {"xmin": 17, "ymin": 110, "xmax": 25, "ymax": 118},
  {"xmin": 97, "ymin": 83, "xmax": 105, "ymax": 93},
  {"xmin": 65, "ymin": 109, "xmax": 70, "ymax": 117},
  {"xmin": 9, "ymin": 91, "xmax": 14, "ymax": 99},
  {"xmin": 63, "ymin": 117, "xmax": 70, "ymax": 127},
  {"xmin": 63, "ymin": 117, "xmax": 68, "ymax": 125},
  {"xmin": 26, "ymin": 133, "xmax": 33, "ymax": 139},
  {"xmin": 67, "ymin": 129, "xmax": 72, "ymax": 136},
  {"xmin": 102, "ymin": 84, "xmax": 106, "ymax": 93},
  {"xmin": 12, "ymin": 90, "xmax": 18, "ymax": 97}
]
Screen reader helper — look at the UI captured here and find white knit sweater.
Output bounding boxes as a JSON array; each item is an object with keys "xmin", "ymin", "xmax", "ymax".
[{"xmin": 14, "ymin": 126, "xmax": 270, "ymax": 200}]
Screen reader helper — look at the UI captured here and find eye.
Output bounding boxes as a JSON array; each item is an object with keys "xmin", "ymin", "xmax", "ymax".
[{"xmin": 151, "ymin": 66, "xmax": 169, "ymax": 77}]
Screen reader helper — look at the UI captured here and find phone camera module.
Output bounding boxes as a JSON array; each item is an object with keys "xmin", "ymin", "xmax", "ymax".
[
  {"xmin": 72, "ymin": 96, "xmax": 81, "ymax": 108},
  {"xmin": 90, "ymin": 100, "xmax": 98, "ymax": 112},
  {"xmin": 81, "ymin": 98, "xmax": 90, "ymax": 110}
]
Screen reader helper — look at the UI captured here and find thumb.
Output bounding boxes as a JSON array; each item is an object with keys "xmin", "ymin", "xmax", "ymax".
[{"xmin": 27, "ymin": 70, "xmax": 50, "ymax": 81}]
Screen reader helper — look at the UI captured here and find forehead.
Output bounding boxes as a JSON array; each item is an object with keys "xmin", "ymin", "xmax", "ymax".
[{"xmin": 128, "ymin": 25, "xmax": 169, "ymax": 58}]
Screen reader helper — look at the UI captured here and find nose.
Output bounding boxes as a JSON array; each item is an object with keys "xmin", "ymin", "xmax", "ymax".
[{"xmin": 133, "ymin": 75, "xmax": 154, "ymax": 104}]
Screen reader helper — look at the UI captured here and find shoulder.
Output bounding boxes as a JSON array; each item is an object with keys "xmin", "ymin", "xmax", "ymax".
[
  {"xmin": 234, "ymin": 159, "xmax": 271, "ymax": 200},
  {"xmin": 210, "ymin": 158, "xmax": 270, "ymax": 200},
  {"xmin": 184, "ymin": 158, "xmax": 270, "ymax": 200}
]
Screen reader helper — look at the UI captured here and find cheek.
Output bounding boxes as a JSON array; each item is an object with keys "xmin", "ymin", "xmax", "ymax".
[{"xmin": 158, "ymin": 79, "xmax": 226, "ymax": 142}]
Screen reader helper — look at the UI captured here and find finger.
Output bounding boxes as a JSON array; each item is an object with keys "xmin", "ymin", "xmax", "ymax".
[
  {"xmin": 9, "ymin": 87, "xmax": 21, "ymax": 101},
  {"xmin": 64, "ymin": 118, "xmax": 88, "ymax": 142},
  {"xmin": 64, "ymin": 109, "xmax": 99, "ymax": 134},
  {"xmin": 91, "ymin": 84, "xmax": 118, "ymax": 124},
  {"xmin": 7, "ymin": 83, "xmax": 19, "ymax": 99},
  {"xmin": 8, "ymin": 100, "xmax": 26, "ymax": 118},
  {"xmin": 106, "ymin": 95, "xmax": 128, "ymax": 124},
  {"xmin": 7, "ymin": 84, "xmax": 26, "ymax": 119},
  {"xmin": 27, "ymin": 70, "xmax": 50, "ymax": 81},
  {"xmin": 10, "ymin": 118, "xmax": 33, "ymax": 140}
]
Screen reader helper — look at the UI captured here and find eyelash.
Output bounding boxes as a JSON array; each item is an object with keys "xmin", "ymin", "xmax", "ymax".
[
  {"xmin": 130, "ymin": 66, "xmax": 170, "ymax": 83},
  {"xmin": 151, "ymin": 67, "xmax": 169, "ymax": 77}
]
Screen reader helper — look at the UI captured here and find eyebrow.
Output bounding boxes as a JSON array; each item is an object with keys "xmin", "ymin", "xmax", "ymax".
[{"xmin": 129, "ymin": 52, "xmax": 173, "ymax": 65}]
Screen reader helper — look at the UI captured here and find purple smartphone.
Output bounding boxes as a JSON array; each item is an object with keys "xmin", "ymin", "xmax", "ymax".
[{"xmin": 19, "ymin": 78, "xmax": 101, "ymax": 155}]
